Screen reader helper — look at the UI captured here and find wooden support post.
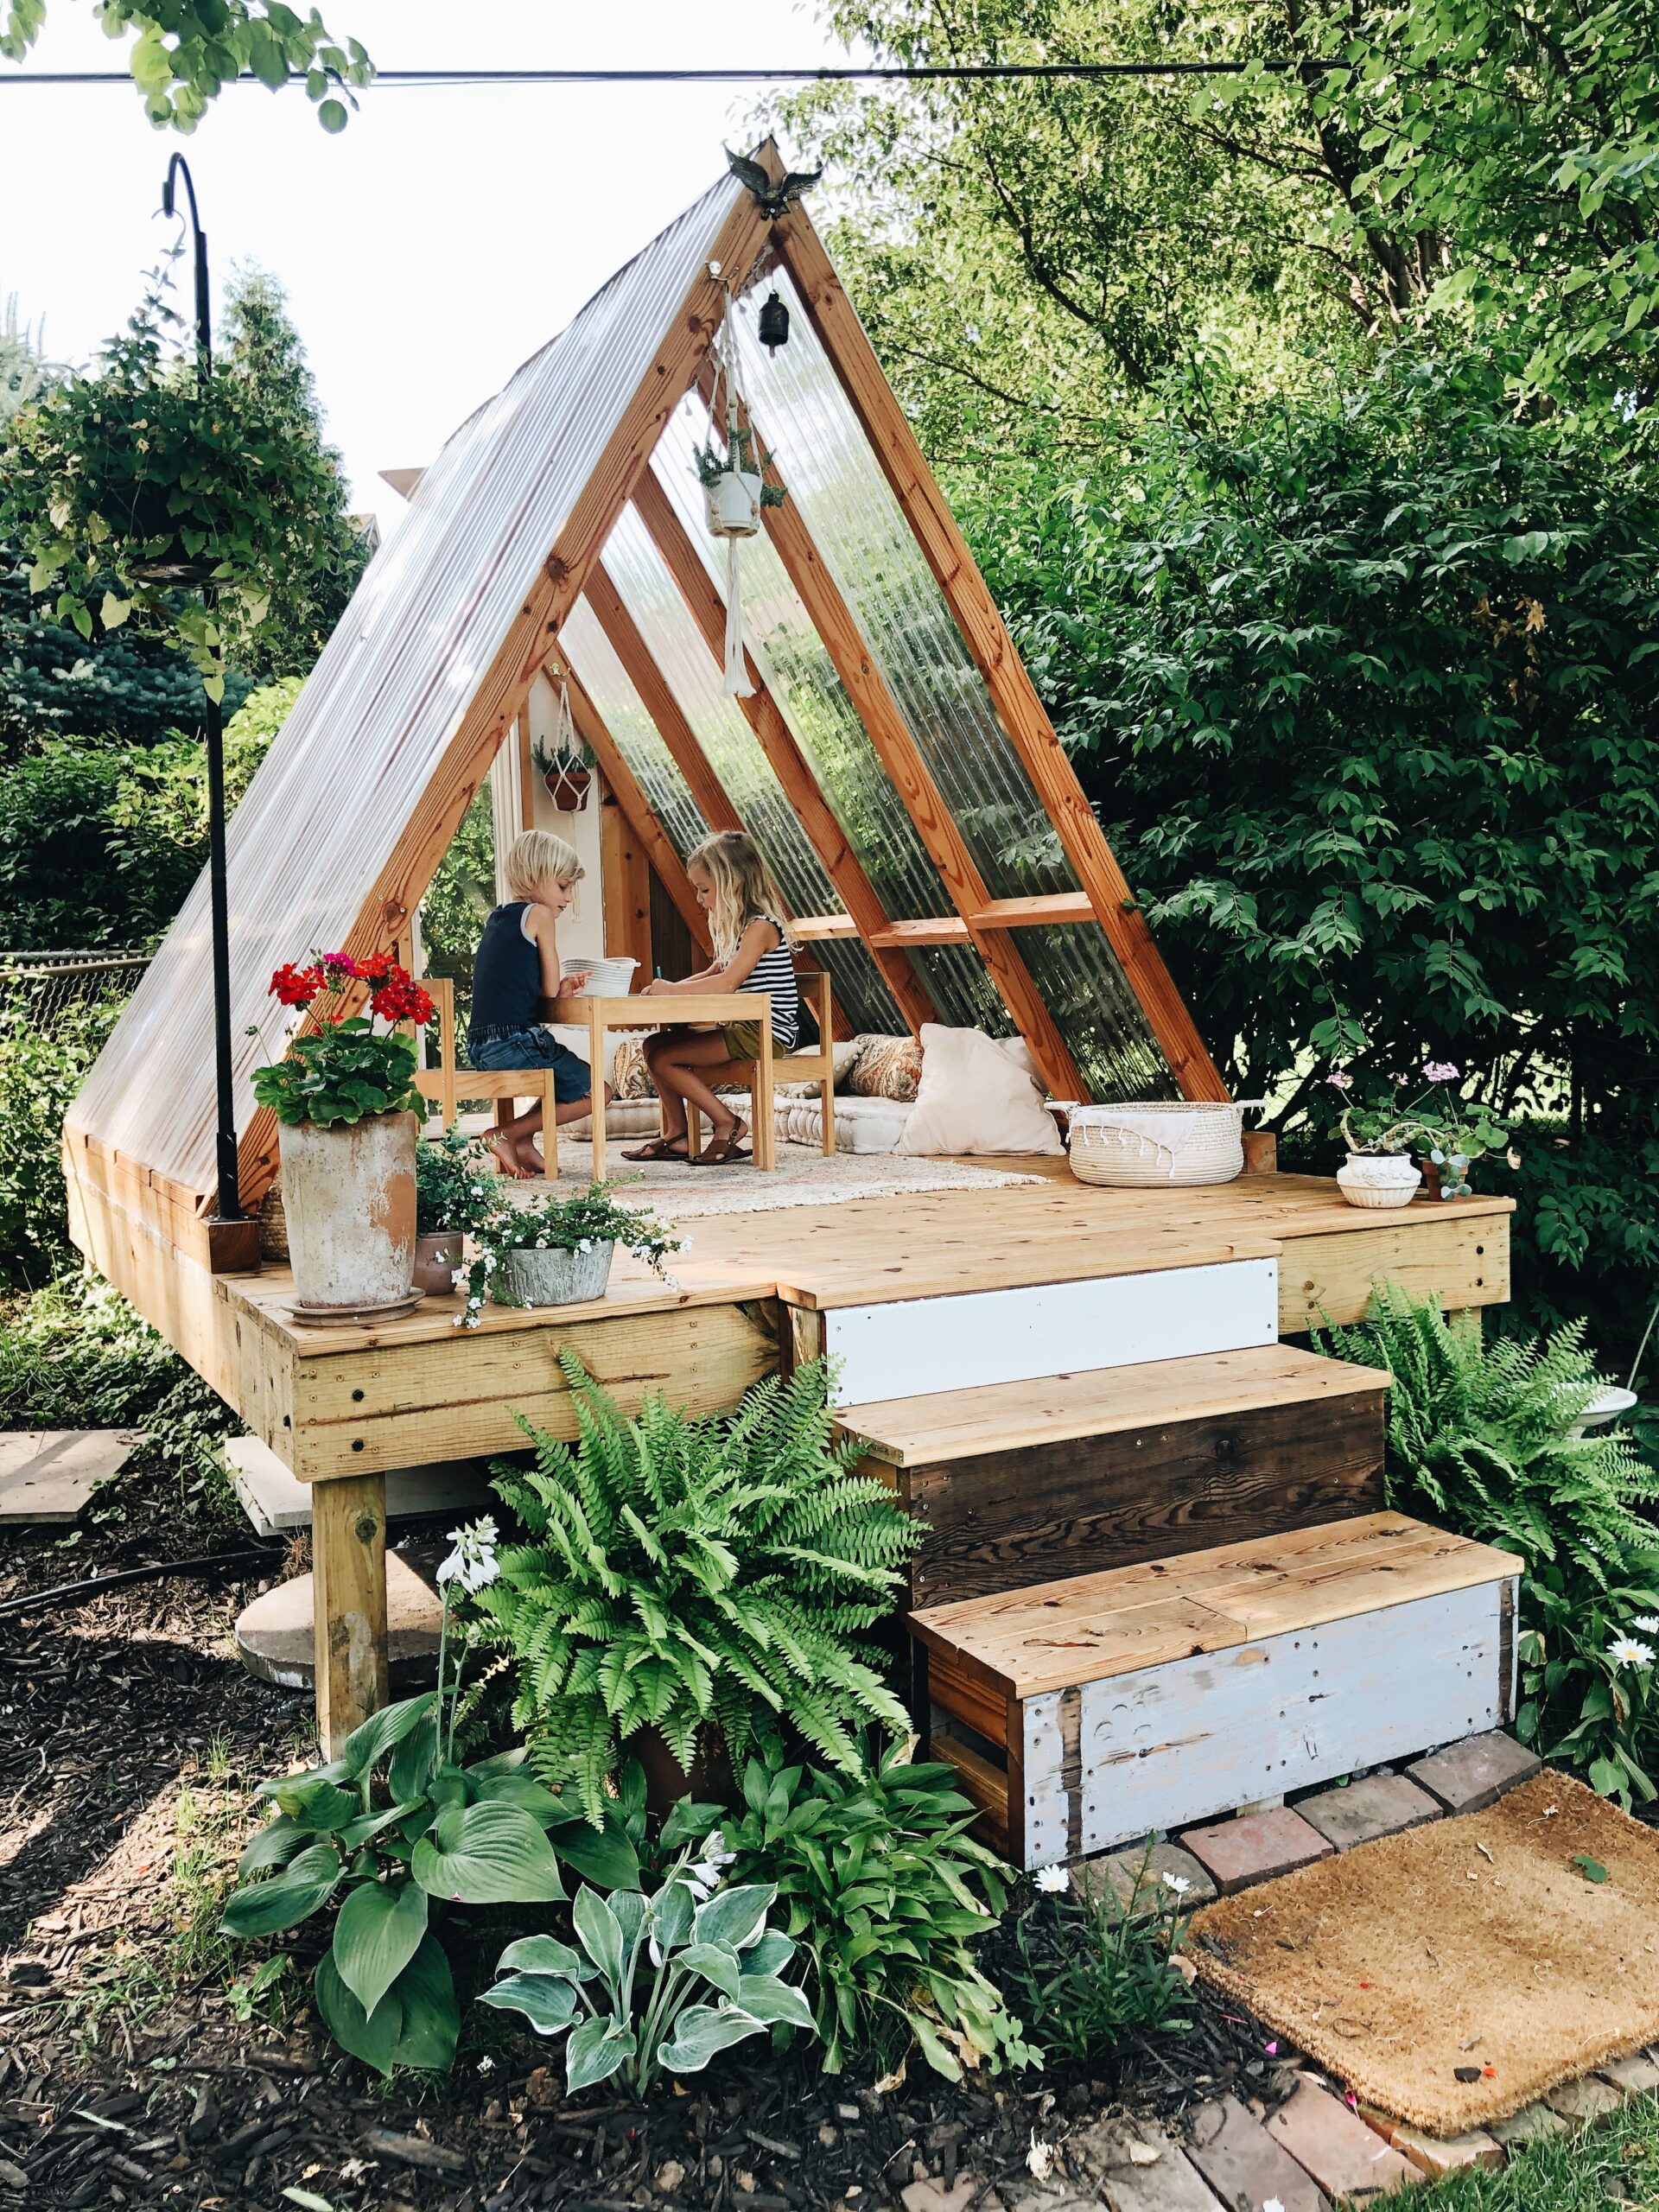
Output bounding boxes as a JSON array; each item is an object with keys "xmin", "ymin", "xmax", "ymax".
[
  {"xmin": 630, "ymin": 468, "xmax": 938, "ymax": 1038},
  {"xmin": 312, "ymin": 1471, "xmax": 388, "ymax": 1757},
  {"xmin": 232, "ymin": 181, "xmax": 773, "ymax": 1202},
  {"xmin": 782, "ymin": 1302, "xmax": 826, "ymax": 1381},
  {"xmin": 772, "ymin": 207, "xmax": 1227, "ymax": 1104},
  {"xmin": 696, "ymin": 378, "xmax": 1085, "ymax": 1102},
  {"xmin": 598, "ymin": 772, "xmax": 652, "ymax": 972}
]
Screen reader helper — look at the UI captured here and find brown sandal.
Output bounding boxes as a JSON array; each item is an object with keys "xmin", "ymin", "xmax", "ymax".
[
  {"xmin": 687, "ymin": 1128, "xmax": 751, "ymax": 1167},
  {"xmin": 621, "ymin": 1135, "xmax": 690, "ymax": 1162}
]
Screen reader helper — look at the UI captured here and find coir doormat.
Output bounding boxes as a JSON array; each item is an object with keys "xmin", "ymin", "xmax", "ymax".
[{"xmin": 1191, "ymin": 1770, "xmax": 1659, "ymax": 2136}]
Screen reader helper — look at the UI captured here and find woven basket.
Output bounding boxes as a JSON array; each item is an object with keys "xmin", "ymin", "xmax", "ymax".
[{"xmin": 1069, "ymin": 1101, "xmax": 1256, "ymax": 1189}]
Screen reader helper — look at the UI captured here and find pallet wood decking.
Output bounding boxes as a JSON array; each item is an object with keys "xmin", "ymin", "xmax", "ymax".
[
  {"xmin": 836, "ymin": 1344, "xmax": 1392, "ymax": 1606},
  {"xmin": 912, "ymin": 1513, "xmax": 1522, "ymax": 1865}
]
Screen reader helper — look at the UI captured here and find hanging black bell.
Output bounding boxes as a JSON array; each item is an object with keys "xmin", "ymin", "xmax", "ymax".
[{"xmin": 758, "ymin": 289, "xmax": 790, "ymax": 353}]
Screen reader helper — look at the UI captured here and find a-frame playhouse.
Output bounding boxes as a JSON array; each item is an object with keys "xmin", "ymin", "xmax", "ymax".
[{"xmin": 63, "ymin": 149, "xmax": 1517, "ymax": 1855}]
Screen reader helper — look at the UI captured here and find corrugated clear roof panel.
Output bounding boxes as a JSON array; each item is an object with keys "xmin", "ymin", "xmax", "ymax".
[
  {"xmin": 68, "ymin": 172, "xmax": 746, "ymax": 1192},
  {"xmin": 724, "ymin": 269, "xmax": 1173, "ymax": 1096},
  {"xmin": 558, "ymin": 600, "xmax": 709, "ymax": 858},
  {"xmin": 594, "ymin": 512, "xmax": 899, "ymax": 1033}
]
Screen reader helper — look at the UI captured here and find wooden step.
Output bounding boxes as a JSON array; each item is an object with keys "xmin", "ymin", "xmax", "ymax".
[
  {"xmin": 818, "ymin": 1254, "xmax": 1279, "ymax": 1406},
  {"xmin": 836, "ymin": 1344, "xmax": 1391, "ymax": 1607},
  {"xmin": 912, "ymin": 1513, "xmax": 1521, "ymax": 1866}
]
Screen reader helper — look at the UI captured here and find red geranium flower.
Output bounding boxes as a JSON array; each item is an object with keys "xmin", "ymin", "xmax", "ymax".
[
  {"xmin": 356, "ymin": 950, "xmax": 397, "ymax": 982},
  {"xmin": 317, "ymin": 950, "xmax": 360, "ymax": 982},
  {"xmin": 371, "ymin": 976, "xmax": 435, "ymax": 1025},
  {"xmin": 270, "ymin": 962, "xmax": 324, "ymax": 1007}
]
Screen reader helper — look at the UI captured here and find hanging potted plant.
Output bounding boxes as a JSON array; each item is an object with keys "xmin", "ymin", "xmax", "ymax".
[
  {"xmin": 692, "ymin": 421, "xmax": 782, "ymax": 539},
  {"xmin": 413, "ymin": 1128, "xmax": 495, "ymax": 1294},
  {"xmin": 251, "ymin": 951, "xmax": 435, "ymax": 1316},
  {"xmin": 454, "ymin": 1180, "xmax": 681, "ymax": 1325},
  {"xmin": 531, "ymin": 733, "xmax": 594, "ymax": 812}
]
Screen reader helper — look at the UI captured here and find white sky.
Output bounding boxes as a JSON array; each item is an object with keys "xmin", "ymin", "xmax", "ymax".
[{"xmin": 0, "ymin": 1, "xmax": 855, "ymax": 531}]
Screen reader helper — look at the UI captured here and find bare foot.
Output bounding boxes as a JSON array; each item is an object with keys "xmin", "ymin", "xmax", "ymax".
[
  {"xmin": 513, "ymin": 1136, "xmax": 546, "ymax": 1178},
  {"xmin": 488, "ymin": 1135, "xmax": 531, "ymax": 1179}
]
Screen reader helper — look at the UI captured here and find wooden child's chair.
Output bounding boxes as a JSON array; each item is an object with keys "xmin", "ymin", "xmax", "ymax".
[
  {"xmin": 683, "ymin": 968, "xmax": 837, "ymax": 1170},
  {"xmin": 412, "ymin": 976, "xmax": 563, "ymax": 1175}
]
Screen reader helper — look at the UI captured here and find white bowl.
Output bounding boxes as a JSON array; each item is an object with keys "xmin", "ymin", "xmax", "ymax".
[
  {"xmin": 560, "ymin": 955, "xmax": 639, "ymax": 998},
  {"xmin": 1567, "ymin": 1385, "xmax": 1638, "ymax": 1438}
]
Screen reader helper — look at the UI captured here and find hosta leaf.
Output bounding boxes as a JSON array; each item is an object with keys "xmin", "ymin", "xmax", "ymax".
[
  {"xmin": 238, "ymin": 1815, "xmax": 308, "ymax": 1876},
  {"xmin": 477, "ymin": 1973, "xmax": 581, "ymax": 2037},
  {"xmin": 494, "ymin": 1934, "xmax": 593, "ymax": 1980},
  {"xmin": 571, "ymin": 1885, "xmax": 627, "ymax": 1986},
  {"xmin": 410, "ymin": 1802, "xmax": 566, "ymax": 1905},
  {"xmin": 563, "ymin": 2013, "xmax": 634, "ymax": 2091},
  {"xmin": 332, "ymin": 1878, "xmax": 429, "ymax": 2018},
  {"xmin": 271, "ymin": 1777, "xmax": 359, "ymax": 1834},
  {"xmin": 341, "ymin": 1694, "xmax": 435, "ymax": 1782},
  {"xmin": 677, "ymin": 1942, "xmax": 743, "ymax": 2000},
  {"xmin": 657, "ymin": 2001, "xmax": 767, "ymax": 2074},
  {"xmin": 315, "ymin": 1948, "xmax": 400, "ymax": 2075},
  {"xmin": 391, "ymin": 1936, "xmax": 460, "ymax": 2072},
  {"xmin": 692, "ymin": 1884, "xmax": 773, "ymax": 1955},
  {"xmin": 221, "ymin": 1843, "xmax": 340, "ymax": 1937},
  {"xmin": 553, "ymin": 1811, "xmax": 640, "ymax": 1891},
  {"xmin": 734, "ymin": 1974, "xmax": 816, "ymax": 2030}
]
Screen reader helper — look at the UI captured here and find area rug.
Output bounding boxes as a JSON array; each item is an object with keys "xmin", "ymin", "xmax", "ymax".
[
  {"xmin": 500, "ymin": 1139, "xmax": 1046, "ymax": 1220},
  {"xmin": 1191, "ymin": 1770, "xmax": 1659, "ymax": 2136}
]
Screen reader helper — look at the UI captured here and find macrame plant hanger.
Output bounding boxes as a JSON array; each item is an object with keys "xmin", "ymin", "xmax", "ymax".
[{"xmin": 707, "ymin": 288, "xmax": 758, "ymax": 701}]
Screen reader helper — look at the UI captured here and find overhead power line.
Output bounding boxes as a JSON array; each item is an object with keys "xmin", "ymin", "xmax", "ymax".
[{"xmin": 1, "ymin": 59, "xmax": 1355, "ymax": 90}]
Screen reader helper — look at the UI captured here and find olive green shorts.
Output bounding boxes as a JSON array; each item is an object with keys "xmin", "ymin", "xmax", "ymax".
[{"xmin": 721, "ymin": 1020, "xmax": 766, "ymax": 1060}]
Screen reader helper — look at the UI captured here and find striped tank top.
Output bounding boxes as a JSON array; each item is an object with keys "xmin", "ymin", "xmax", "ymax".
[{"xmin": 743, "ymin": 914, "xmax": 799, "ymax": 1049}]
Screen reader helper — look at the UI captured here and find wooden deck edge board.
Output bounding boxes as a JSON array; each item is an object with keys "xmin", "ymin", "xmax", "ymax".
[{"xmin": 832, "ymin": 1344, "xmax": 1394, "ymax": 1465}]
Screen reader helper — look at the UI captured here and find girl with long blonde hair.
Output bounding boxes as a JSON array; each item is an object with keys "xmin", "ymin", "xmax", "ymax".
[{"xmin": 625, "ymin": 830, "xmax": 800, "ymax": 1166}]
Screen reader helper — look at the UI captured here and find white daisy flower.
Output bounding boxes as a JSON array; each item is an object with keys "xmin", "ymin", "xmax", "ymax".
[
  {"xmin": 1608, "ymin": 1635, "xmax": 1656, "ymax": 1667},
  {"xmin": 1033, "ymin": 1866, "xmax": 1068, "ymax": 1893},
  {"xmin": 1630, "ymin": 1616, "xmax": 1659, "ymax": 1633},
  {"xmin": 1162, "ymin": 1872, "xmax": 1192, "ymax": 1895}
]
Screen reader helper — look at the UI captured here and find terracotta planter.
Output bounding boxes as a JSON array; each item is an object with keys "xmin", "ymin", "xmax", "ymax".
[
  {"xmin": 412, "ymin": 1230, "xmax": 463, "ymax": 1294},
  {"xmin": 1335, "ymin": 1152, "xmax": 1422, "ymax": 1210},
  {"xmin": 494, "ymin": 1239, "xmax": 614, "ymax": 1309},
  {"xmin": 277, "ymin": 1110, "xmax": 417, "ymax": 1311},
  {"xmin": 543, "ymin": 766, "xmax": 592, "ymax": 812},
  {"xmin": 628, "ymin": 1725, "xmax": 735, "ymax": 1818}
]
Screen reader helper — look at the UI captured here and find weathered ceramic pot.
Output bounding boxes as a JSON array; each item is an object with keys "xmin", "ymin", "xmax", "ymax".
[
  {"xmin": 412, "ymin": 1230, "xmax": 463, "ymax": 1295},
  {"xmin": 277, "ymin": 1109, "xmax": 416, "ymax": 1311},
  {"xmin": 1335, "ymin": 1152, "xmax": 1422, "ymax": 1210},
  {"xmin": 495, "ymin": 1239, "xmax": 614, "ymax": 1308}
]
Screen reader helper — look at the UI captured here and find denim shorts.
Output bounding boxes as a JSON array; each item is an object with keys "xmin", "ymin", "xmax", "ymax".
[{"xmin": 467, "ymin": 1027, "xmax": 592, "ymax": 1102}]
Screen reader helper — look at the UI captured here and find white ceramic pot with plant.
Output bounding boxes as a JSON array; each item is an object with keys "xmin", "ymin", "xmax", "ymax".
[
  {"xmin": 253, "ymin": 951, "xmax": 437, "ymax": 1313},
  {"xmin": 413, "ymin": 1129, "xmax": 494, "ymax": 1296},
  {"xmin": 694, "ymin": 423, "xmax": 777, "ymax": 540},
  {"xmin": 1335, "ymin": 1152, "xmax": 1423, "ymax": 1208},
  {"xmin": 455, "ymin": 1180, "xmax": 682, "ymax": 1326}
]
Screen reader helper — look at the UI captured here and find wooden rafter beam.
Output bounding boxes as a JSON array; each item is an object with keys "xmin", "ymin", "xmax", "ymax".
[
  {"xmin": 793, "ymin": 895, "xmax": 1099, "ymax": 946},
  {"xmin": 558, "ymin": 662, "xmax": 712, "ymax": 961},
  {"xmin": 231, "ymin": 183, "xmax": 772, "ymax": 1199},
  {"xmin": 695, "ymin": 370, "xmax": 1085, "ymax": 1103},
  {"xmin": 584, "ymin": 563, "xmax": 744, "ymax": 837},
  {"xmin": 629, "ymin": 468, "xmax": 938, "ymax": 1038},
  {"xmin": 772, "ymin": 207, "xmax": 1228, "ymax": 1103}
]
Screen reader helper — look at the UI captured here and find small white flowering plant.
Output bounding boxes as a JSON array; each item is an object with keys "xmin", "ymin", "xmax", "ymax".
[
  {"xmin": 1012, "ymin": 1834, "xmax": 1196, "ymax": 2057},
  {"xmin": 1327, "ymin": 1059, "xmax": 1510, "ymax": 1192},
  {"xmin": 453, "ymin": 1179, "xmax": 682, "ymax": 1326},
  {"xmin": 415, "ymin": 1128, "xmax": 497, "ymax": 1241}
]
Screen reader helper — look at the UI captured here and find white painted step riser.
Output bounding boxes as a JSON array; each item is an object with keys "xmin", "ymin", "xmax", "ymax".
[
  {"xmin": 820, "ymin": 1256, "xmax": 1279, "ymax": 1407},
  {"xmin": 1018, "ymin": 1580, "xmax": 1515, "ymax": 1865}
]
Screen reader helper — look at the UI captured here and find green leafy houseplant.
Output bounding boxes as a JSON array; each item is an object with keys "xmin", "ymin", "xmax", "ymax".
[
  {"xmin": 465, "ymin": 1357, "xmax": 922, "ymax": 1821},
  {"xmin": 480, "ymin": 1815, "xmax": 815, "ymax": 2093},
  {"xmin": 721, "ymin": 1741, "xmax": 1034, "ymax": 2080},
  {"xmin": 251, "ymin": 949, "xmax": 433, "ymax": 1128},
  {"xmin": 1322, "ymin": 1286, "xmax": 1659, "ymax": 1805},
  {"xmin": 455, "ymin": 1180, "xmax": 681, "ymax": 1324},
  {"xmin": 691, "ymin": 423, "xmax": 787, "ymax": 508},
  {"xmin": 1329, "ymin": 1061, "xmax": 1510, "ymax": 1195},
  {"xmin": 415, "ymin": 1128, "xmax": 494, "ymax": 1241},
  {"xmin": 1010, "ymin": 1844, "xmax": 1195, "ymax": 2059},
  {"xmin": 221, "ymin": 1521, "xmax": 639, "ymax": 2075}
]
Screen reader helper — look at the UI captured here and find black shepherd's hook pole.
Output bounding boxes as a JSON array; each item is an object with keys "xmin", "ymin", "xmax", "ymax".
[{"xmin": 162, "ymin": 154, "xmax": 243, "ymax": 1224}]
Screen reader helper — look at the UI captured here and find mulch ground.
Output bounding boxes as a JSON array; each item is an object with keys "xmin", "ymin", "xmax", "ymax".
[{"xmin": 0, "ymin": 1464, "xmax": 1306, "ymax": 2212}]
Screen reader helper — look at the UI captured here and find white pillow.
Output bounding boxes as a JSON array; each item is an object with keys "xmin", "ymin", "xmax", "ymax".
[{"xmin": 895, "ymin": 1025, "xmax": 1064, "ymax": 1157}]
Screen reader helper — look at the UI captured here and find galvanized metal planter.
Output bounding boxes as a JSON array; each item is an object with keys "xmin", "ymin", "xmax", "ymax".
[
  {"xmin": 496, "ymin": 1240, "xmax": 615, "ymax": 1308},
  {"xmin": 278, "ymin": 1110, "xmax": 417, "ymax": 1312}
]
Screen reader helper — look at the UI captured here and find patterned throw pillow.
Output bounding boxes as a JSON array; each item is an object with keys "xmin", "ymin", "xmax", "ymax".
[
  {"xmin": 845, "ymin": 1033, "xmax": 925, "ymax": 1102},
  {"xmin": 610, "ymin": 1036, "xmax": 657, "ymax": 1098}
]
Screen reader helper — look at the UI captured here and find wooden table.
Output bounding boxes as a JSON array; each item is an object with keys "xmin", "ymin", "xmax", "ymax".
[{"xmin": 575, "ymin": 993, "xmax": 775, "ymax": 1177}]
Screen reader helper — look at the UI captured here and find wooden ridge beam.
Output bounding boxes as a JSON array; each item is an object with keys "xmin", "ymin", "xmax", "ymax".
[
  {"xmin": 559, "ymin": 662, "xmax": 712, "ymax": 961},
  {"xmin": 584, "ymin": 563, "xmax": 744, "ymax": 837},
  {"xmin": 230, "ymin": 181, "xmax": 773, "ymax": 1202},
  {"xmin": 629, "ymin": 469, "xmax": 938, "ymax": 1037},
  {"xmin": 694, "ymin": 372, "xmax": 1085, "ymax": 1103},
  {"xmin": 772, "ymin": 207, "xmax": 1228, "ymax": 1103}
]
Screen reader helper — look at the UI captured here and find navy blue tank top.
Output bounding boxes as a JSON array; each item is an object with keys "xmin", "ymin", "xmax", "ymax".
[{"xmin": 470, "ymin": 903, "xmax": 542, "ymax": 1033}]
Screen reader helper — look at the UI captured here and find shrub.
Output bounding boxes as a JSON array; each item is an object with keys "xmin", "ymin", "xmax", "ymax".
[
  {"xmin": 467, "ymin": 1357, "xmax": 922, "ymax": 1823},
  {"xmin": 0, "ymin": 989, "xmax": 125, "ymax": 1284},
  {"xmin": 1322, "ymin": 1286, "xmax": 1659, "ymax": 1805},
  {"xmin": 720, "ymin": 1739, "xmax": 1034, "ymax": 2080},
  {"xmin": 1009, "ymin": 1845, "xmax": 1195, "ymax": 2059}
]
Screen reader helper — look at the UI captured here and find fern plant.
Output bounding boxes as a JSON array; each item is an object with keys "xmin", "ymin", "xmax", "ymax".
[
  {"xmin": 1321, "ymin": 1287, "xmax": 1659, "ymax": 1804},
  {"xmin": 465, "ymin": 1357, "xmax": 922, "ymax": 1823}
]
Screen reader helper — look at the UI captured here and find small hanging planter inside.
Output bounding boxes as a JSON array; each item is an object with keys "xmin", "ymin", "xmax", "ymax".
[
  {"xmin": 532, "ymin": 677, "xmax": 593, "ymax": 810},
  {"xmin": 692, "ymin": 290, "xmax": 787, "ymax": 699}
]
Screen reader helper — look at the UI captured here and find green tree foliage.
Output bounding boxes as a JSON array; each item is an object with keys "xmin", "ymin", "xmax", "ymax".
[
  {"xmin": 0, "ymin": 294, "xmax": 55, "ymax": 425},
  {"xmin": 0, "ymin": 988, "xmax": 126, "ymax": 1279},
  {"xmin": 0, "ymin": 1, "xmax": 372, "ymax": 131}
]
